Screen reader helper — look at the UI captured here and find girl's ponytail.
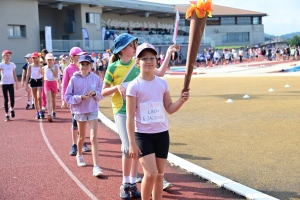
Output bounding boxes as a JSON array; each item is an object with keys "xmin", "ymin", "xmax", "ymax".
[{"xmin": 109, "ymin": 54, "xmax": 119, "ymax": 65}]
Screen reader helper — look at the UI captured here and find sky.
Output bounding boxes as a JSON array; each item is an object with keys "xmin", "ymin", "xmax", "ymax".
[{"xmin": 139, "ymin": 0, "xmax": 300, "ymax": 36}]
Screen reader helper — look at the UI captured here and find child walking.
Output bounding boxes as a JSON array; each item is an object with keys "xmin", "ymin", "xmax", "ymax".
[
  {"xmin": 126, "ymin": 43, "xmax": 189, "ymax": 200},
  {"xmin": 61, "ymin": 47, "xmax": 91, "ymax": 156},
  {"xmin": 65, "ymin": 55, "xmax": 104, "ymax": 177},
  {"xmin": 102, "ymin": 33, "xmax": 179, "ymax": 199},
  {"xmin": 0, "ymin": 50, "xmax": 19, "ymax": 121},
  {"xmin": 25, "ymin": 52, "xmax": 44, "ymax": 119},
  {"xmin": 43, "ymin": 53, "xmax": 58, "ymax": 122}
]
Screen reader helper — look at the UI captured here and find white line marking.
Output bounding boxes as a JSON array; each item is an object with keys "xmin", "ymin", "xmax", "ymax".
[{"xmin": 39, "ymin": 120, "xmax": 98, "ymax": 200}]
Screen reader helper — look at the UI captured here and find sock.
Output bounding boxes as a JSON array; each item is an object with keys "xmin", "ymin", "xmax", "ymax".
[
  {"xmin": 27, "ymin": 100, "xmax": 30, "ymax": 104},
  {"xmin": 6, "ymin": 114, "xmax": 9, "ymax": 116},
  {"xmin": 32, "ymin": 99, "xmax": 34, "ymax": 104},
  {"xmin": 9, "ymin": 107, "xmax": 13, "ymax": 111},
  {"xmin": 130, "ymin": 176, "xmax": 136, "ymax": 184},
  {"xmin": 122, "ymin": 176, "xmax": 130, "ymax": 184}
]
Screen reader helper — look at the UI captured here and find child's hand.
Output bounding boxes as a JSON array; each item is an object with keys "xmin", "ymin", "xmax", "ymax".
[
  {"xmin": 85, "ymin": 90, "xmax": 96, "ymax": 97},
  {"xmin": 81, "ymin": 95, "xmax": 89, "ymax": 100},
  {"xmin": 117, "ymin": 85, "xmax": 126, "ymax": 100},
  {"xmin": 167, "ymin": 44, "xmax": 180, "ymax": 54},
  {"xmin": 129, "ymin": 143, "xmax": 142, "ymax": 160},
  {"xmin": 180, "ymin": 88, "xmax": 190, "ymax": 102}
]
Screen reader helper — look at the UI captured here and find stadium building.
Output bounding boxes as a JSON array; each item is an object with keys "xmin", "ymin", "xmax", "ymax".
[{"xmin": 0, "ymin": 0, "xmax": 267, "ymax": 74}]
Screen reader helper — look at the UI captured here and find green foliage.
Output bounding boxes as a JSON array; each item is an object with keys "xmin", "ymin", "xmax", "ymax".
[{"xmin": 287, "ymin": 35, "xmax": 300, "ymax": 47}]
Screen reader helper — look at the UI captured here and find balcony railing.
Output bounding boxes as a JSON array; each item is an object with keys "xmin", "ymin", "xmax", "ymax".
[{"xmin": 48, "ymin": 35, "xmax": 215, "ymax": 52}]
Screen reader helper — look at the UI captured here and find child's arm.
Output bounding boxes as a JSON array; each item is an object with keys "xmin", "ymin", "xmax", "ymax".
[
  {"xmin": 154, "ymin": 44, "xmax": 180, "ymax": 77},
  {"xmin": 25, "ymin": 65, "xmax": 31, "ymax": 91},
  {"xmin": 126, "ymin": 95, "xmax": 141, "ymax": 160},
  {"xmin": 21, "ymin": 68, "xmax": 26, "ymax": 87},
  {"xmin": 164, "ymin": 90, "xmax": 189, "ymax": 114},
  {"xmin": 64, "ymin": 79, "xmax": 84, "ymax": 105},
  {"xmin": 13, "ymin": 66, "xmax": 19, "ymax": 90}
]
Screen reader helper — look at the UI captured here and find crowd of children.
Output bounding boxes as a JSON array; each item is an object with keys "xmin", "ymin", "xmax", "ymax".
[{"xmin": 0, "ymin": 33, "xmax": 189, "ymax": 199}]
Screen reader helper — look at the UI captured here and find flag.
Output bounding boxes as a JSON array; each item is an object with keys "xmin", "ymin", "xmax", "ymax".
[{"xmin": 172, "ymin": 9, "xmax": 180, "ymax": 44}]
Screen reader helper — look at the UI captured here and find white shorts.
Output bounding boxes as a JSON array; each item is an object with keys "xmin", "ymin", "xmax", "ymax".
[{"xmin": 74, "ymin": 111, "xmax": 98, "ymax": 121}]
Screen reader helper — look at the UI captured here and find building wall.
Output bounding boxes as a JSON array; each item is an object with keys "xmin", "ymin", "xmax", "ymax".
[
  {"xmin": 206, "ymin": 24, "xmax": 265, "ymax": 46},
  {"xmin": 80, "ymin": 5, "xmax": 103, "ymax": 40},
  {"xmin": 0, "ymin": 0, "xmax": 40, "ymax": 75}
]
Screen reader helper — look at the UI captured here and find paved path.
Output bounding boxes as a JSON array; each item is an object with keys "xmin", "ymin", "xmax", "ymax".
[{"xmin": 0, "ymin": 87, "xmax": 244, "ymax": 200}]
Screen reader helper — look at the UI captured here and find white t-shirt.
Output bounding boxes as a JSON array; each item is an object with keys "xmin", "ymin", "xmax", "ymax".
[
  {"xmin": 126, "ymin": 76, "xmax": 169, "ymax": 134},
  {"xmin": 43, "ymin": 65, "xmax": 58, "ymax": 81},
  {"xmin": 0, "ymin": 62, "xmax": 16, "ymax": 85}
]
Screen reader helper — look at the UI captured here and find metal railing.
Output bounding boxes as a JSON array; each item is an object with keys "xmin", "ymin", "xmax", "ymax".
[{"xmin": 49, "ymin": 35, "xmax": 215, "ymax": 52}]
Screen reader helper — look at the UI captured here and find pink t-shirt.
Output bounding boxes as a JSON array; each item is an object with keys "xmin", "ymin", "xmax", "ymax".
[
  {"xmin": 0, "ymin": 62, "xmax": 16, "ymax": 85},
  {"xmin": 127, "ymin": 76, "xmax": 169, "ymax": 134},
  {"xmin": 61, "ymin": 63, "xmax": 79, "ymax": 102}
]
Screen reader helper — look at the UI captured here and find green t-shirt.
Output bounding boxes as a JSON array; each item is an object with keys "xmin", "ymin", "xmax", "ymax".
[{"xmin": 104, "ymin": 58, "xmax": 140, "ymax": 114}]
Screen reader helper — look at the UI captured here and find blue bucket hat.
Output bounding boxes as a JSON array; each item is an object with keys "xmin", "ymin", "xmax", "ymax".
[
  {"xmin": 78, "ymin": 55, "xmax": 94, "ymax": 64},
  {"xmin": 112, "ymin": 33, "xmax": 138, "ymax": 54}
]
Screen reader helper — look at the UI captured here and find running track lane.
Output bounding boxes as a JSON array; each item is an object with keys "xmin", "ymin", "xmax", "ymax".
[{"xmin": 0, "ymin": 85, "xmax": 244, "ymax": 199}]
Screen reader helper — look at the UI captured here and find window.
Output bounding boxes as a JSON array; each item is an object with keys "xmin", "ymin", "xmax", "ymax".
[
  {"xmin": 222, "ymin": 32, "xmax": 249, "ymax": 42},
  {"xmin": 207, "ymin": 17, "xmax": 220, "ymax": 25},
  {"xmin": 253, "ymin": 17, "xmax": 260, "ymax": 25},
  {"xmin": 86, "ymin": 12, "xmax": 100, "ymax": 24},
  {"xmin": 237, "ymin": 17, "xmax": 251, "ymax": 25},
  {"xmin": 221, "ymin": 17, "xmax": 235, "ymax": 25},
  {"xmin": 8, "ymin": 25, "xmax": 26, "ymax": 38}
]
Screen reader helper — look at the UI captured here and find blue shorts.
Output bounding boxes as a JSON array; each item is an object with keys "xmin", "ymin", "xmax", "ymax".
[{"xmin": 74, "ymin": 111, "xmax": 98, "ymax": 121}]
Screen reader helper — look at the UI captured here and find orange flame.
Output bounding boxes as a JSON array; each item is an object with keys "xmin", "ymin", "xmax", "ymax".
[{"xmin": 186, "ymin": 0, "xmax": 213, "ymax": 19}]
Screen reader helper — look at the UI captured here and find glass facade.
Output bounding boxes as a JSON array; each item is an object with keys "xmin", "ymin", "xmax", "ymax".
[
  {"xmin": 237, "ymin": 17, "xmax": 251, "ymax": 25},
  {"xmin": 221, "ymin": 17, "xmax": 235, "ymax": 25},
  {"xmin": 253, "ymin": 17, "xmax": 260, "ymax": 24},
  {"xmin": 222, "ymin": 32, "xmax": 249, "ymax": 42}
]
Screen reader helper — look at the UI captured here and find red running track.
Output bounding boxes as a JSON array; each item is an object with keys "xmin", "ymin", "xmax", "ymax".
[{"xmin": 0, "ymin": 86, "xmax": 244, "ymax": 200}]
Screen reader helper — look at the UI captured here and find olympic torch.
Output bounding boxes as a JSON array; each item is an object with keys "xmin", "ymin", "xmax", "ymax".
[{"xmin": 183, "ymin": 0, "xmax": 213, "ymax": 92}]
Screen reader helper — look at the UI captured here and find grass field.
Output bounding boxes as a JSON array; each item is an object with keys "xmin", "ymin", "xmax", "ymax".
[{"xmin": 99, "ymin": 75, "xmax": 300, "ymax": 200}]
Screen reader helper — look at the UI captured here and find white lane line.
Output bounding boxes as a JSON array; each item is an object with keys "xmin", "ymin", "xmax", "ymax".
[
  {"xmin": 39, "ymin": 120, "xmax": 98, "ymax": 200},
  {"xmin": 0, "ymin": 95, "xmax": 27, "ymax": 109}
]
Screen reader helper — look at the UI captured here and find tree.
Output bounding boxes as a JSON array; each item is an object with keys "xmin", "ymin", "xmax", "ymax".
[{"xmin": 287, "ymin": 35, "xmax": 300, "ymax": 47}]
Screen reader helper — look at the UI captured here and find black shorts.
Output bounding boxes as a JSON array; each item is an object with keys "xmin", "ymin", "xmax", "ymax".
[
  {"xmin": 98, "ymin": 65, "xmax": 104, "ymax": 71},
  {"xmin": 135, "ymin": 130, "xmax": 169, "ymax": 159},
  {"xmin": 72, "ymin": 114, "xmax": 78, "ymax": 130},
  {"xmin": 29, "ymin": 78, "xmax": 43, "ymax": 88}
]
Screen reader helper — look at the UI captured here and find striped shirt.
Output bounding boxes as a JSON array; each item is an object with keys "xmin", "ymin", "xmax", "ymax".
[{"xmin": 104, "ymin": 58, "xmax": 140, "ymax": 114}]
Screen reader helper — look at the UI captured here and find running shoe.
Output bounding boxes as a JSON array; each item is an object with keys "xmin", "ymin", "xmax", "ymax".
[
  {"xmin": 10, "ymin": 110, "xmax": 15, "ymax": 118},
  {"xmin": 25, "ymin": 104, "xmax": 30, "ymax": 110},
  {"xmin": 5, "ymin": 115, "xmax": 10, "ymax": 122},
  {"xmin": 163, "ymin": 178, "xmax": 173, "ymax": 191},
  {"xmin": 82, "ymin": 143, "xmax": 91, "ymax": 152},
  {"xmin": 120, "ymin": 183, "xmax": 131, "ymax": 200},
  {"xmin": 31, "ymin": 103, "xmax": 35, "ymax": 109},
  {"xmin": 130, "ymin": 183, "xmax": 141, "ymax": 198},
  {"xmin": 35, "ymin": 113, "xmax": 40, "ymax": 119},
  {"xmin": 69, "ymin": 144, "xmax": 77, "ymax": 156},
  {"xmin": 48, "ymin": 115, "xmax": 53, "ymax": 122},
  {"xmin": 136, "ymin": 172, "xmax": 143, "ymax": 183},
  {"xmin": 52, "ymin": 112, "xmax": 56, "ymax": 119},
  {"xmin": 39, "ymin": 111, "xmax": 45, "ymax": 119},
  {"xmin": 93, "ymin": 166, "xmax": 104, "ymax": 177},
  {"xmin": 76, "ymin": 155, "xmax": 86, "ymax": 167}
]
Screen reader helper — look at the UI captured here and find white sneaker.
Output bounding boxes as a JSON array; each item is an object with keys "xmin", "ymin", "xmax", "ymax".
[
  {"xmin": 93, "ymin": 166, "xmax": 104, "ymax": 177},
  {"xmin": 76, "ymin": 155, "xmax": 86, "ymax": 167}
]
